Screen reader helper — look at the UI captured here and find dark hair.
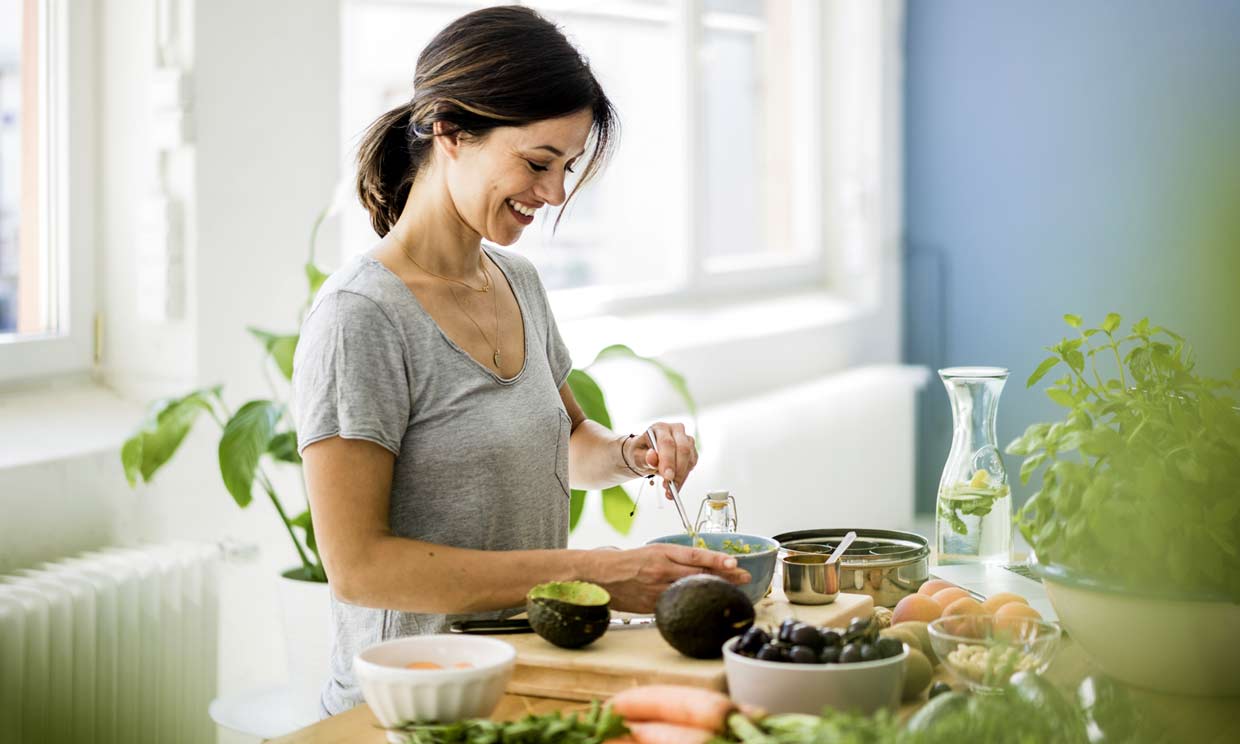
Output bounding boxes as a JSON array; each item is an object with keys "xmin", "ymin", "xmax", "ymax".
[{"xmin": 355, "ymin": 5, "xmax": 618, "ymax": 236}]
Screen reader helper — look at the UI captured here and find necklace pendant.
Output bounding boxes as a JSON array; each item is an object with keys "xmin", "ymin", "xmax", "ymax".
[{"xmin": 493, "ymin": 350, "xmax": 502, "ymax": 368}]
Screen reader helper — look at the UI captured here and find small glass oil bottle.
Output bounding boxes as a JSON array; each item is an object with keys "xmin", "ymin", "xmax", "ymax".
[{"xmin": 694, "ymin": 490, "xmax": 738, "ymax": 534}]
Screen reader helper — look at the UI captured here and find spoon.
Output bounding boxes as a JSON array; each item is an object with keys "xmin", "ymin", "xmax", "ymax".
[
  {"xmin": 827, "ymin": 531, "xmax": 857, "ymax": 565},
  {"xmin": 645, "ymin": 428, "xmax": 696, "ymax": 540}
]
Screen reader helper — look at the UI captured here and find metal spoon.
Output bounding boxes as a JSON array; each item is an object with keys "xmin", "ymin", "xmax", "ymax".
[
  {"xmin": 827, "ymin": 530, "xmax": 857, "ymax": 565},
  {"xmin": 645, "ymin": 428, "xmax": 696, "ymax": 539}
]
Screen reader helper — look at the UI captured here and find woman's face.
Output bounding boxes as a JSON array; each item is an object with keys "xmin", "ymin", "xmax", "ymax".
[{"xmin": 443, "ymin": 108, "xmax": 594, "ymax": 246}]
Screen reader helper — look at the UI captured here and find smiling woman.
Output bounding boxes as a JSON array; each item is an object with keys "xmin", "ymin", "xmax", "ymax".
[{"xmin": 293, "ymin": 5, "xmax": 749, "ymax": 719}]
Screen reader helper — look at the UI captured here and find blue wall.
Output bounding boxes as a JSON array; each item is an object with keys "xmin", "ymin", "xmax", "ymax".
[{"xmin": 904, "ymin": 0, "xmax": 1240, "ymax": 513}]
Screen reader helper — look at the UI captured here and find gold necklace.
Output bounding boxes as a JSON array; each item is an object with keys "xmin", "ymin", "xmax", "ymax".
[
  {"xmin": 399, "ymin": 242, "xmax": 491, "ymax": 293},
  {"xmin": 446, "ymin": 279, "xmax": 502, "ymax": 369}
]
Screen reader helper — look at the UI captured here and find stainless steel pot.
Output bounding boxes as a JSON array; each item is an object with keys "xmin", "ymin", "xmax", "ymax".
[{"xmin": 774, "ymin": 528, "xmax": 930, "ymax": 608}]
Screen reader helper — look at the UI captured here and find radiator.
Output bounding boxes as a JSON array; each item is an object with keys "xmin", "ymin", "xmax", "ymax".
[{"xmin": 0, "ymin": 542, "xmax": 219, "ymax": 744}]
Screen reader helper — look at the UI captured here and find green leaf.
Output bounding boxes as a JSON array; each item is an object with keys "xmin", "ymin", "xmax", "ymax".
[
  {"xmin": 1063, "ymin": 314, "xmax": 1082, "ymax": 328},
  {"xmin": 306, "ymin": 262, "xmax": 329, "ymax": 298},
  {"xmin": 1020, "ymin": 453, "xmax": 1048, "ymax": 485},
  {"xmin": 1102, "ymin": 313, "xmax": 1122, "ymax": 333},
  {"xmin": 601, "ymin": 485, "xmax": 635, "ymax": 535},
  {"xmin": 566, "ymin": 369, "xmax": 611, "ymax": 429},
  {"xmin": 121, "ymin": 435, "xmax": 143, "ymax": 486},
  {"xmin": 1026, "ymin": 357, "xmax": 1061, "ymax": 388},
  {"xmin": 248, "ymin": 328, "xmax": 299, "ymax": 381},
  {"xmin": 1065, "ymin": 349, "xmax": 1086, "ymax": 375},
  {"xmin": 268, "ymin": 431, "xmax": 302, "ymax": 464},
  {"xmin": 290, "ymin": 509, "xmax": 318, "ymax": 554},
  {"xmin": 219, "ymin": 400, "xmax": 282, "ymax": 508},
  {"xmin": 591, "ymin": 344, "xmax": 700, "ymax": 440},
  {"xmin": 1047, "ymin": 388, "xmax": 1076, "ymax": 408},
  {"xmin": 569, "ymin": 489, "xmax": 587, "ymax": 531},
  {"xmin": 1133, "ymin": 317, "xmax": 1150, "ymax": 336},
  {"xmin": 127, "ymin": 391, "xmax": 216, "ymax": 483}
]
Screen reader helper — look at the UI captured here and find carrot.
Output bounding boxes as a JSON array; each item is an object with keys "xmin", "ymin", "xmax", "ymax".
[
  {"xmin": 626, "ymin": 721, "xmax": 715, "ymax": 744},
  {"xmin": 602, "ymin": 738, "xmax": 639, "ymax": 744},
  {"xmin": 609, "ymin": 685, "xmax": 734, "ymax": 732}
]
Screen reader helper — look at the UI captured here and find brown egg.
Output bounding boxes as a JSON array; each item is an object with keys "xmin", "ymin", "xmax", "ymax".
[
  {"xmin": 932, "ymin": 587, "xmax": 971, "ymax": 607},
  {"xmin": 942, "ymin": 597, "xmax": 986, "ymax": 617},
  {"xmin": 892, "ymin": 593, "xmax": 943, "ymax": 624},
  {"xmin": 917, "ymin": 579, "xmax": 957, "ymax": 597},
  {"xmin": 981, "ymin": 592, "xmax": 1029, "ymax": 615}
]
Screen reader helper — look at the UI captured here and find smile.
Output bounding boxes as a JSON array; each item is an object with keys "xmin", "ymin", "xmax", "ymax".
[{"xmin": 507, "ymin": 198, "xmax": 538, "ymax": 223}]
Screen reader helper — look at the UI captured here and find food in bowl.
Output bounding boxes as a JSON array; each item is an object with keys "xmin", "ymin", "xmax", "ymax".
[
  {"xmin": 732, "ymin": 615, "xmax": 902, "ymax": 666},
  {"xmin": 647, "ymin": 532, "xmax": 778, "ymax": 605},
  {"xmin": 354, "ymin": 634, "xmax": 515, "ymax": 737},
  {"xmin": 404, "ymin": 661, "xmax": 473, "ymax": 670},
  {"xmin": 928, "ymin": 615, "xmax": 1061, "ymax": 692},
  {"xmin": 724, "ymin": 632, "xmax": 908, "ymax": 715}
]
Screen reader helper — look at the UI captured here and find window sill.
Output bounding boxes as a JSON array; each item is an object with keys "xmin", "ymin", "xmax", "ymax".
[{"xmin": 0, "ymin": 377, "xmax": 144, "ymax": 470}]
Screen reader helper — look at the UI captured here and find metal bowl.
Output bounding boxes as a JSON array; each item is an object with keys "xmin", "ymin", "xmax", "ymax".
[
  {"xmin": 773, "ymin": 528, "xmax": 930, "ymax": 608},
  {"xmin": 781, "ymin": 553, "xmax": 840, "ymax": 605}
]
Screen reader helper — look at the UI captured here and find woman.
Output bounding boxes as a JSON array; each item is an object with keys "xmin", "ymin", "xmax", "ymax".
[{"xmin": 292, "ymin": 6, "xmax": 749, "ymax": 716}]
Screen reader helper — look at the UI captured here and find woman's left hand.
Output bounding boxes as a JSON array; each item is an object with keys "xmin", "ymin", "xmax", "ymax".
[{"xmin": 624, "ymin": 422, "xmax": 698, "ymax": 498}]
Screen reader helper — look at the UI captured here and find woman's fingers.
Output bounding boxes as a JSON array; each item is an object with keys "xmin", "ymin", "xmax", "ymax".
[{"xmin": 644, "ymin": 422, "xmax": 698, "ymax": 494}]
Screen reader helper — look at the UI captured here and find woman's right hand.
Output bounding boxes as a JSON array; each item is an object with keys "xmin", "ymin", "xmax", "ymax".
[{"xmin": 590, "ymin": 544, "xmax": 751, "ymax": 614}]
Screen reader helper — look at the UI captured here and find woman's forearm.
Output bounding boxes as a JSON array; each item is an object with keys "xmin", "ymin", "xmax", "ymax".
[
  {"xmin": 333, "ymin": 536, "xmax": 607, "ymax": 614},
  {"xmin": 567, "ymin": 419, "xmax": 641, "ymax": 490}
]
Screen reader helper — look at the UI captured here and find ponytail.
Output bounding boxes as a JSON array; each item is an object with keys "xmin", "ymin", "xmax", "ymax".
[{"xmin": 355, "ymin": 104, "xmax": 431, "ymax": 237}]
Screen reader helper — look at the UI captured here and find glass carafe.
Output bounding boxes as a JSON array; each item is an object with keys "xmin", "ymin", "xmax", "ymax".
[{"xmin": 936, "ymin": 367, "xmax": 1012, "ymax": 565}]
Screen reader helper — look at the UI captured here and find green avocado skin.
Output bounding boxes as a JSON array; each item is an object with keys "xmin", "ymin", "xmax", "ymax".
[
  {"xmin": 655, "ymin": 574, "xmax": 755, "ymax": 659},
  {"xmin": 527, "ymin": 597, "xmax": 611, "ymax": 649}
]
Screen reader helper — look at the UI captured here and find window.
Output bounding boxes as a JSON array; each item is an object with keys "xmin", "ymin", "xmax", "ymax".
[
  {"xmin": 0, "ymin": 0, "xmax": 94, "ymax": 384},
  {"xmin": 340, "ymin": 0, "xmax": 824, "ymax": 316}
]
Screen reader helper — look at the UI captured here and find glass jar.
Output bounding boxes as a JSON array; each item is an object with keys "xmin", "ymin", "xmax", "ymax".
[
  {"xmin": 694, "ymin": 490, "xmax": 738, "ymax": 534},
  {"xmin": 935, "ymin": 367, "xmax": 1012, "ymax": 565}
]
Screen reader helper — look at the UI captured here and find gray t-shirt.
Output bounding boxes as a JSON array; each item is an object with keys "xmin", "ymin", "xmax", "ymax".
[{"xmin": 292, "ymin": 246, "xmax": 573, "ymax": 716}]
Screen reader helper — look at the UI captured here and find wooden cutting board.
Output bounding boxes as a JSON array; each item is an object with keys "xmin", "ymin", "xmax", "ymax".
[{"xmin": 503, "ymin": 589, "xmax": 874, "ymax": 701}]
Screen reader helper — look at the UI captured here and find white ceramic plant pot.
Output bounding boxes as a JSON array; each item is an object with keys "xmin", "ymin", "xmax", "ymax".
[
  {"xmin": 1037, "ymin": 563, "xmax": 1240, "ymax": 697},
  {"xmin": 277, "ymin": 571, "xmax": 334, "ymax": 713}
]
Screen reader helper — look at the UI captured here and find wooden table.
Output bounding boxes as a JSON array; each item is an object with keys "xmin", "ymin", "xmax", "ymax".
[{"xmin": 270, "ymin": 637, "xmax": 1236, "ymax": 744}]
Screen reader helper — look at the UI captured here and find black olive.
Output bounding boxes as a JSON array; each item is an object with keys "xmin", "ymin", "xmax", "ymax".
[
  {"xmin": 876, "ymin": 637, "xmax": 904, "ymax": 659},
  {"xmin": 790, "ymin": 624, "xmax": 824, "ymax": 651},
  {"xmin": 737, "ymin": 627, "xmax": 770, "ymax": 656},
  {"xmin": 859, "ymin": 643, "xmax": 880, "ymax": 662},
  {"xmin": 929, "ymin": 682, "xmax": 953, "ymax": 699},
  {"xmin": 819, "ymin": 628, "xmax": 843, "ymax": 647},
  {"xmin": 777, "ymin": 618, "xmax": 800, "ymax": 644},
  {"xmin": 839, "ymin": 642, "xmax": 863, "ymax": 664},
  {"xmin": 847, "ymin": 617, "xmax": 871, "ymax": 636},
  {"xmin": 819, "ymin": 645, "xmax": 841, "ymax": 664},
  {"xmin": 756, "ymin": 644, "xmax": 783, "ymax": 662},
  {"xmin": 788, "ymin": 645, "xmax": 818, "ymax": 664}
]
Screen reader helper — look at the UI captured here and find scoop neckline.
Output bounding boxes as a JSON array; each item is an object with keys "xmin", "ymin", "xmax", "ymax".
[{"xmin": 362, "ymin": 246, "xmax": 531, "ymax": 385}]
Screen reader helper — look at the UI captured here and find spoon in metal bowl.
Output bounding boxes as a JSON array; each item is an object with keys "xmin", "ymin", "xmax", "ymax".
[{"xmin": 827, "ymin": 531, "xmax": 858, "ymax": 565}]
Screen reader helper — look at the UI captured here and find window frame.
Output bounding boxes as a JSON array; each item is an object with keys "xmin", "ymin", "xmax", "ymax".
[
  {"xmin": 341, "ymin": 0, "xmax": 828, "ymax": 320},
  {"xmin": 0, "ymin": 0, "xmax": 96, "ymax": 386}
]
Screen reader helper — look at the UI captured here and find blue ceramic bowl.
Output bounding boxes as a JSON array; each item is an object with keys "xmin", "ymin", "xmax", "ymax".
[{"xmin": 647, "ymin": 532, "xmax": 778, "ymax": 605}]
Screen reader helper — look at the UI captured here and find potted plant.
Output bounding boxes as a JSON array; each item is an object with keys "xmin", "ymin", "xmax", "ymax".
[{"xmin": 1006, "ymin": 313, "xmax": 1240, "ymax": 696}]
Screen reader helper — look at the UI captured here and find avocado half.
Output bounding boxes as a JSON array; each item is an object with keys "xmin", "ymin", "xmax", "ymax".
[
  {"xmin": 655, "ymin": 574, "xmax": 755, "ymax": 659},
  {"xmin": 526, "ymin": 581, "xmax": 612, "ymax": 649}
]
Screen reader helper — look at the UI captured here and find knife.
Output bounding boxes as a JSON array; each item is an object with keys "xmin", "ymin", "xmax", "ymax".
[{"xmin": 449, "ymin": 615, "xmax": 655, "ymax": 634}]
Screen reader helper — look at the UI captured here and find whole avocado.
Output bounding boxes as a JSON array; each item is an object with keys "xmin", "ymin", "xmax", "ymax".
[{"xmin": 655, "ymin": 574, "xmax": 755, "ymax": 659}]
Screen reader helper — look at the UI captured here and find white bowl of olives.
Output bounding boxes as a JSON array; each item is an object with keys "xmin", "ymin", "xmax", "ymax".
[{"xmin": 723, "ymin": 616, "xmax": 907, "ymax": 715}]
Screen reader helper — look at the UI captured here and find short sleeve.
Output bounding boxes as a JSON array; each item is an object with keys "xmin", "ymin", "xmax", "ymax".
[
  {"xmin": 292, "ymin": 291, "xmax": 411, "ymax": 456},
  {"xmin": 535, "ymin": 277, "xmax": 573, "ymax": 388}
]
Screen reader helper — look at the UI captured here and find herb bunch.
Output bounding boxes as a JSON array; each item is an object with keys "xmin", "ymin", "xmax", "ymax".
[
  {"xmin": 1007, "ymin": 314, "xmax": 1240, "ymax": 600},
  {"xmin": 393, "ymin": 701, "xmax": 627, "ymax": 744}
]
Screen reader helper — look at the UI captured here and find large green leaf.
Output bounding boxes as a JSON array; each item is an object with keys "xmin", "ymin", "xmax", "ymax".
[
  {"xmin": 569, "ymin": 489, "xmax": 587, "ymax": 531},
  {"xmin": 219, "ymin": 400, "xmax": 282, "ymax": 508},
  {"xmin": 290, "ymin": 508, "xmax": 318, "ymax": 554},
  {"xmin": 567, "ymin": 369, "xmax": 611, "ymax": 429},
  {"xmin": 601, "ymin": 485, "xmax": 635, "ymax": 535},
  {"xmin": 248, "ymin": 327, "xmax": 299, "ymax": 381},
  {"xmin": 1026, "ymin": 356, "xmax": 1060, "ymax": 388},
  {"xmin": 268, "ymin": 431, "xmax": 302, "ymax": 464},
  {"xmin": 306, "ymin": 262, "xmax": 329, "ymax": 298},
  {"xmin": 122, "ymin": 390, "xmax": 216, "ymax": 484}
]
